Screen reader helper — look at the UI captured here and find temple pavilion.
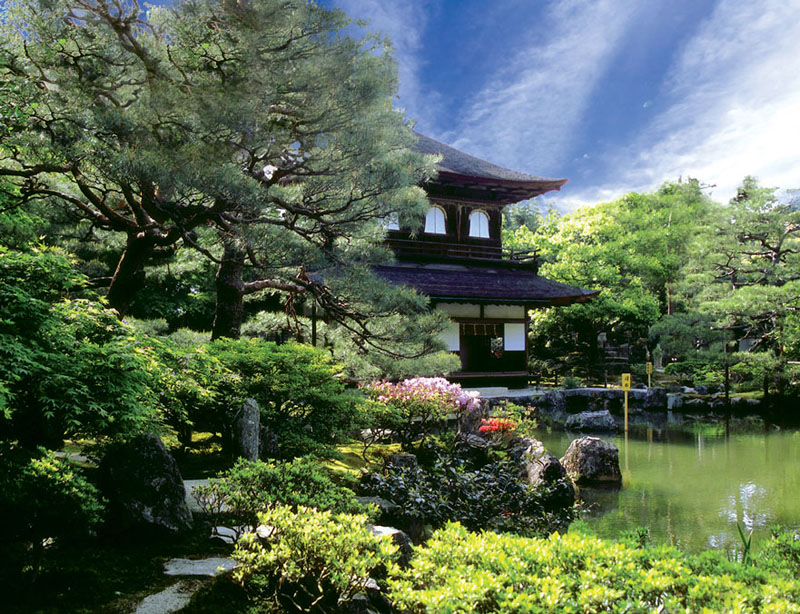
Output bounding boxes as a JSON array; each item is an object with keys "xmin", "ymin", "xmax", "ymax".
[{"xmin": 375, "ymin": 132, "xmax": 598, "ymax": 387}]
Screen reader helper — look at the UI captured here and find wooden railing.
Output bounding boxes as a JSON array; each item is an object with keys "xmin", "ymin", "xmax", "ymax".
[{"xmin": 387, "ymin": 238, "xmax": 538, "ymax": 268}]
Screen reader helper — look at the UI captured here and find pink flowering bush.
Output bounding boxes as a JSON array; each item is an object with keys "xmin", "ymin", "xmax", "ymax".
[{"xmin": 362, "ymin": 377, "xmax": 481, "ymax": 450}]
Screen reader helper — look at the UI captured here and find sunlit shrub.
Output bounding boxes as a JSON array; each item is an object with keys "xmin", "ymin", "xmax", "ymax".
[
  {"xmin": 195, "ymin": 458, "xmax": 365, "ymax": 541},
  {"xmin": 387, "ymin": 523, "xmax": 800, "ymax": 613},
  {"xmin": 0, "ymin": 446, "xmax": 105, "ymax": 556},
  {"xmin": 232, "ymin": 505, "xmax": 397, "ymax": 613}
]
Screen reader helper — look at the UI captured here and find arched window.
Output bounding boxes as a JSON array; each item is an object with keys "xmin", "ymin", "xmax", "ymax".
[
  {"xmin": 469, "ymin": 210, "xmax": 490, "ymax": 238},
  {"xmin": 425, "ymin": 206, "xmax": 446, "ymax": 234}
]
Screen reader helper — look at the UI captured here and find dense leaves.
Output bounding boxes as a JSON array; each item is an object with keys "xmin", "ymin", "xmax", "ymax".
[
  {"xmin": 232, "ymin": 505, "xmax": 397, "ymax": 613},
  {"xmin": 0, "ymin": 247, "xmax": 157, "ymax": 448},
  {"xmin": 206, "ymin": 338, "xmax": 363, "ymax": 457},
  {"xmin": 194, "ymin": 458, "xmax": 365, "ymax": 542},
  {"xmin": 387, "ymin": 523, "xmax": 800, "ymax": 613},
  {"xmin": 360, "ymin": 447, "xmax": 573, "ymax": 538},
  {"xmin": 0, "ymin": 446, "xmax": 105, "ymax": 553}
]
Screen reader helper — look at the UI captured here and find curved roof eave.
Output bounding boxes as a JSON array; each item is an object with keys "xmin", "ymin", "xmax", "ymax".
[{"xmin": 412, "ymin": 130, "xmax": 568, "ymax": 191}]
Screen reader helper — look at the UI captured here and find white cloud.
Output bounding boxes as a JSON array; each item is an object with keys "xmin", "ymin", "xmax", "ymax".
[
  {"xmin": 564, "ymin": 0, "xmax": 800, "ymax": 208},
  {"xmin": 445, "ymin": 0, "xmax": 643, "ymax": 176},
  {"xmin": 332, "ymin": 0, "xmax": 439, "ymax": 129}
]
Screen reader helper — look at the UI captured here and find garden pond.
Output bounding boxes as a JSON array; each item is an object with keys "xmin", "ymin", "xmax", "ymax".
[{"xmin": 533, "ymin": 423, "xmax": 800, "ymax": 553}]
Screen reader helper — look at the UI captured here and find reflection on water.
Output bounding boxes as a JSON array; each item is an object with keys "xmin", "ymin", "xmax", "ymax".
[{"xmin": 533, "ymin": 425, "xmax": 800, "ymax": 553}]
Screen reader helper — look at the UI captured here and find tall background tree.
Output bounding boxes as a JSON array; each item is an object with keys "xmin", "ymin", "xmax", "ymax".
[{"xmin": 0, "ymin": 0, "xmax": 451, "ymax": 367}]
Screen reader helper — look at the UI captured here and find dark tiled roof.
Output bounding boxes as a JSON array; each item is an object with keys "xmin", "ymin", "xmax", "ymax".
[
  {"xmin": 375, "ymin": 262, "xmax": 598, "ymax": 305},
  {"xmin": 413, "ymin": 131, "xmax": 567, "ymax": 187}
]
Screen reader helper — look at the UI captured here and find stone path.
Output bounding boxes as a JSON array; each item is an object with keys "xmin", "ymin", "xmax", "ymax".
[
  {"xmin": 131, "ymin": 555, "xmax": 236, "ymax": 613},
  {"xmin": 134, "ymin": 580, "xmax": 202, "ymax": 614}
]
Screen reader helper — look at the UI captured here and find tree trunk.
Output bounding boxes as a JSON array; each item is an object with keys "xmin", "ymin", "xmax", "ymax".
[
  {"xmin": 212, "ymin": 242, "xmax": 246, "ymax": 340},
  {"xmin": 107, "ymin": 233, "xmax": 154, "ymax": 317}
]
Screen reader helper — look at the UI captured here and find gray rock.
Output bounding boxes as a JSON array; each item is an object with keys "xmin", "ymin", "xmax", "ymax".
[
  {"xmin": 560, "ymin": 436, "xmax": 622, "ymax": 485},
  {"xmin": 641, "ymin": 387, "xmax": 667, "ymax": 409},
  {"xmin": 370, "ymin": 525, "xmax": 414, "ymax": 567},
  {"xmin": 667, "ymin": 393, "xmax": 683, "ymax": 410},
  {"xmin": 519, "ymin": 437, "xmax": 576, "ymax": 509},
  {"xmin": 386, "ymin": 453, "xmax": 418, "ymax": 470},
  {"xmin": 100, "ymin": 434, "xmax": 193, "ymax": 534},
  {"xmin": 565, "ymin": 410, "xmax": 617, "ymax": 432},
  {"xmin": 356, "ymin": 496, "xmax": 401, "ymax": 517},
  {"xmin": 164, "ymin": 557, "xmax": 237, "ymax": 577},
  {"xmin": 235, "ymin": 398, "xmax": 260, "ymax": 461},
  {"xmin": 519, "ymin": 438, "xmax": 566, "ymax": 485}
]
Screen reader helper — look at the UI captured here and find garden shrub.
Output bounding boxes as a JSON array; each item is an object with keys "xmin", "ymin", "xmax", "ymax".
[
  {"xmin": 207, "ymin": 339, "xmax": 361, "ymax": 458},
  {"xmin": 0, "ymin": 247, "xmax": 158, "ymax": 449},
  {"xmin": 387, "ymin": 523, "xmax": 800, "ymax": 613},
  {"xmin": 361, "ymin": 377, "xmax": 481, "ymax": 450},
  {"xmin": 0, "ymin": 446, "xmax": 105, "ymax": 556},
  {"xmin": 664, "ymin": 357, "xmax": 723, "ymax": 387},
  {"xmin": 232, "ymin": 505, "xmax": 397, "ymax": 613},
  {"xmin": 148, "ymin": 338, "xmax": 233, "ymax": 447},
  {"xmin": 759, "ymin": 527, "xmax": 800, "ymax": 577},
  {"xmin": 360, "ymin": 447, "xmax": 572, "ymax": 538},
  {"xmin": 195, "ymin": 458, "xmax": 366, "ymax": 540}
]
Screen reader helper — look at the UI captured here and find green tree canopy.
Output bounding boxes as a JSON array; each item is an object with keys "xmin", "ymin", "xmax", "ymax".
[{"xmin": 0, "ymin": 0, "xmax": 446, "ymax": 362}]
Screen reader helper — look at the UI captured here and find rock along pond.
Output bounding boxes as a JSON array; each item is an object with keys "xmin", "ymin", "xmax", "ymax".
[{"xmin": 532, "ymin": 424, "xmax": 800, "ymax": 553}]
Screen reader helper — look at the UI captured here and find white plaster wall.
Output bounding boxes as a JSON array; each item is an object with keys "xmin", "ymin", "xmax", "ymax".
[
  {"xmin": 485, "ymin": 304, "xmax": 525, "ymax": 319},
  {"xmin": 441, "ymin": 321, "xmax": 460, "ymax": 351},
  {"xmin": 504, "ymin": 323, "xmax": 526, "ymax": 351},
  {"xmin": 436, "ymin": 303, "xmax": 481, "ymax": 318}
]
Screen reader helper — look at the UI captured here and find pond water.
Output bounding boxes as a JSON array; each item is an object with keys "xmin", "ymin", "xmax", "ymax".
[{"xmin": 532, "ymin": 424, "xmax": 800, "ymax": 553}]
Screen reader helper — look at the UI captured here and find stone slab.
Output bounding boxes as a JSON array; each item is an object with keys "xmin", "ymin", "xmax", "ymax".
[
  {"xmin": 164, "ymin": 557, "xmax": 237, "ymax": 577},
  {"xmin": 135, "ymin": 580, "xmax": 200, "ymax": 614}
]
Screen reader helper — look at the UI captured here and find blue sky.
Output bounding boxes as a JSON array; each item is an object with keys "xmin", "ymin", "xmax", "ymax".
[{"xmin": 330, "ymin": 0, "xmax": 800, "ymax": 209}]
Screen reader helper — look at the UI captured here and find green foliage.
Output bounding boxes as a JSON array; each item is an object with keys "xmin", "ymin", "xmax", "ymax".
[
  {"xmin": 760, "ymin": 528, "xmax": 800, "ymax": 577},
  {"xmin": 232, "ymin": 505, "xmax": 397, "ymax": 613},
  {"xmin": 0, "ymin": 246, "xmax": 157, "ymax": 448},
  {"xmin": 242, "ymin": 309, "xmax": 460, "ymax": 381},
  {"xmin": 194, "ymin": 458, "xmax": 366, "ymax": 541},
  {"xmin": 148, "ymin": 337, "xmax": 231, "ymax": 447},
  {"xmin": 509, "ymin": 180, "xmax": 713, "ymax": 376},
  {"xmin": 360, "ymin": 447, "xmax": 572, "ymax": 538},
  {"xmin": 664, "ymin": 358, "xmax": 723, "ymax": 386},
  {"xmin": 207, "ymin": 339, "xmax": 361, "ymax": 457},
  {"xmin": 0, "ymin": 446, "xmax": 104, "ymax": 553},
  {"xmin": 0, "ymin": 0, "xmax": 447, "ymax": 367},
  {"xmin": 387, "ymin": 523, "xmax": 800, "ymax": 613}
]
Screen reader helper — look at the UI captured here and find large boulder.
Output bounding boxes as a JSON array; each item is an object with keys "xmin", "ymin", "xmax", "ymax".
[
  {"xmin": 234, "ymin": 398, "xmax": 260, "ymax": 461},
  {"xmin": 516, "ymin": 437, "xmax": 576, "ymax": 509},
  {"xmin": 560, "ymin": 436, "xmax": 622, "ymax": 485},
  {"xmin": 100, "ymin": 434, "xmax": 193, "ymax": 534},
  {"xmin": 565, "ymin": 410, "xmax": 617, "ymax": 432}
]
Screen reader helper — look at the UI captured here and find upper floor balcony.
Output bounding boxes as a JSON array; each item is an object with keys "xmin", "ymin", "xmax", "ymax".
[{"xmin": 386, "ymin": 237, "xmax": 539, "ymax": 272}]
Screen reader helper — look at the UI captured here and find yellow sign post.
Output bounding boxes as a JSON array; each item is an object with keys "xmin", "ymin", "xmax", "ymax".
[
  {"xmin": 646, "ymin": 361, "xmax": 653, "ymax": 388},
  {"xmin": 621, "ymin": 373, "xmax": 631, "ymax": 433}
]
